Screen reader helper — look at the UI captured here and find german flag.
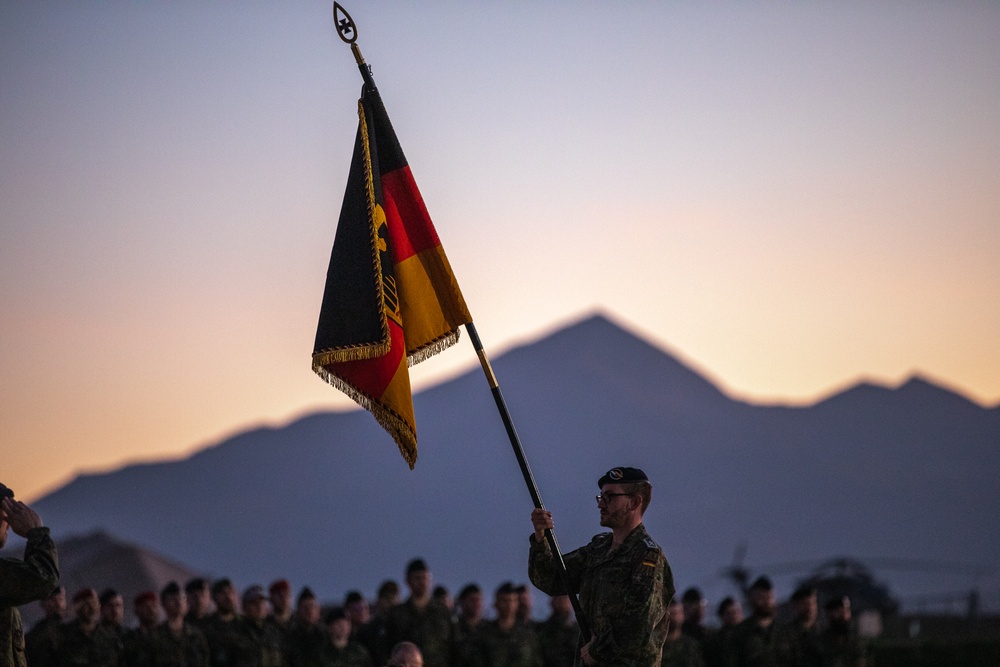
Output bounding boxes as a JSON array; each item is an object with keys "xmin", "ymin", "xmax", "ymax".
[{"xmin": 313, "ymin": 86, "xmax": 472, "ymax": 468}]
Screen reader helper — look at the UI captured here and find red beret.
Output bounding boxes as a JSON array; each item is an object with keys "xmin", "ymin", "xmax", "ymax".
[
  {"xmin": 73, "ymin": 587, "xmax": 98, "ymax": 603},
  {"xmin": 134, "ymin": 591, "xmax": 157, "ymax": 606},
  {"xmin": 269, "ymin": 579, "xmax": 290, "ymax": 594}
]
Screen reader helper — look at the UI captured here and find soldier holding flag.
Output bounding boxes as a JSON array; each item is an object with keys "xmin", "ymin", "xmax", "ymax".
[{"xmin": 529, "ymin": 468, "xmax": 674, "ymax": 667}]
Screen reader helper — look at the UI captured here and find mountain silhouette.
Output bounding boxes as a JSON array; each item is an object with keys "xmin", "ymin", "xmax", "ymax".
[{"xmin": 28, "ymin": 312, "xmax": 1000, "ymax": 608}]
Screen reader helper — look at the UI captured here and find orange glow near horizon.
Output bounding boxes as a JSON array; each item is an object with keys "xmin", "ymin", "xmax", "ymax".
[{"xmin": 2, "ymin": 2, "xmax": 998, "ymax": 502}]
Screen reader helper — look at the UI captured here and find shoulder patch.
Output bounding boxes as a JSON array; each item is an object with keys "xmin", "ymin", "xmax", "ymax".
[{"xmin": 643, "ymin": 535, "xmax": 659, "ymax": 550}]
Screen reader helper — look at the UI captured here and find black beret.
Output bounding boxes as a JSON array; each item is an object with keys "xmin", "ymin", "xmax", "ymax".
[
  {"xmin": 681, "ymin": 587, "xmax": 704, "ymax": 603},
  {"xmin": 495, "ymin": 581, "xmax": 517, "ymax": 596},
  {"xmin": 406, "ymin": 558, "xmax": 428, "ymax": 575},
  {"xmin": 325, "ymin": 606, "xmax": 347, "ymax": 624},
  {"xmin": 791, "ymin": 584, "xmax": 816, "ymax": 601},
  {"xmin": 99, "ymin": 588, "xmax": 120, "ymax": 605},
  {"xmin": 749, "ymin": 576, "xmax": 773, "ymax": 592},
  {"xmin": 161, "ymin": 581, "xmax": 181, "ymax": 599},
  {"xmin": 297, "ymin": 587, "xmax": 316, "ymax": 604},
  {"xmin": 458, "ymin": 583, "xmax": 481, "ymax": 600},
  {"xmin": 825, "ymin": 595, "xmax": 850, "ymax": 612},
  {"xmin": 716, "ymin": 596, "xmax": 737, "ymax": 617},
  {"xmin": 377, "ymin": 580, "xmax": 399, "ymax": 598},
  {"xmin": 185, "ymin": 578, "xmax": 208, "ymax": 593},
  {"xmin": 598, "ymin": 467, "xmax": 649, "ymax": 487},
  {"xmin": 211, "ymin": 578, "xmax": 233, "ymax": 596},
  {"xmin": 344, "ymin": 590, "xmax": 364, "ymax": 605}
]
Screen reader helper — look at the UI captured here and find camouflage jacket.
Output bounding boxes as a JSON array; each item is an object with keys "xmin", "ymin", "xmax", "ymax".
[
  {"xmin": 0, "ymin": 527, "xmax": 60, "ymax": 667},
  {"xmin": 660, "ymin": 634, "xmax": 705, "ymax": 667},
  {"xmin": 24, "ymin": 615, "xmax": 63, "ymax": 667},
  {"xmin": 232, "ymin": 618, "xmax": 286, "ymax": 667},
  {"xmin": 529, "ymin": 524, "xmax": 675, "ymax": 667},
  {"xmin": 726, "ymin": 618, "xmax": 779, "ymax": 667},
  {"xmin": 474, "ymin": 620, "xmax": 543, "ymax": 667},
  {"xmin": 316, "ymin": 640, "xmax": 374, "ymax": 667},
  {"xmin": 121, "ymin": 626, "xmax": 154, "ymax": 667},
  {"xmin": 56, "ymin": 620, "xmax": 123, "ymax": 667},
  {"xmin": 386, "ymin": 599, "xmax": 453, "ymax": 667},
  {"xmin": 150, "ymin": 622, "xmax": 211, "ymax": 667},
  {"xmin": 201, "ymin": 613, "xmax": 242, "ymax": 667},
  {"xmin": 819, "ymin": 628, "xmax": 866, "ymax": 667},
  {"xmin": 776, "ymin": 623, "xmax": 822, "ymax": 667},
  {"xmin": 450, "ymin": 617, "xmax": 485, "ymax": 667},
  {"xmin": 537, "ymin": 614, "xmax": 579, "ymax": 667}
]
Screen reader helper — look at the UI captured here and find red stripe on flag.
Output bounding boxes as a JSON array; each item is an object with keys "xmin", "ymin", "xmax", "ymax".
[
  {"xmin": 329, "ymin": 320, "xmax": 406, "ymax": 399},
  {"xmin": 381, "ymin": 167, "xmax": 442, "ymax": 263}
]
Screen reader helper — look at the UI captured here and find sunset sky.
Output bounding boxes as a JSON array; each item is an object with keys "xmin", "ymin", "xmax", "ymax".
[{"xmin": 3, "ymin": 2, "xmax": 998, "ymax": 502}]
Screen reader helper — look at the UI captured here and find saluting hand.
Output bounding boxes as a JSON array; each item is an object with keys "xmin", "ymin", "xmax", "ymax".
[
  {"xmin": 1, "ymin": 497, "xmax": 43, "ymax": 537},
  {"xmin": 530, "ymin": 508, "xmax": 553, "ymax": 543}
]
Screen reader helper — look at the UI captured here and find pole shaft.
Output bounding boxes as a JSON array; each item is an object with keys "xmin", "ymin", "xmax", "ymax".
[{"xmin": 465, "ymin": 322, "xmax": 591, "ymax": 638}]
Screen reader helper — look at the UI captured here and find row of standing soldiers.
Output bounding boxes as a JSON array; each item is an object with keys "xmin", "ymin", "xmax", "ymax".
[
  {"xmin": 22, "ymin": 564, "xmax": 866, "ymax": 667},
  {"xmin": 662, "ymin": 577, "xmax": 867, "ymax": 667},
  {"xmin": 21, "ymin": 559, "xmax": 579, "ymax": 667}
]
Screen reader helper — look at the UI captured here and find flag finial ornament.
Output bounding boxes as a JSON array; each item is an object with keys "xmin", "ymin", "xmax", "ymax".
[{"xmin": 333, "ymin": 3, "xmax": 358, "ymax": 44}]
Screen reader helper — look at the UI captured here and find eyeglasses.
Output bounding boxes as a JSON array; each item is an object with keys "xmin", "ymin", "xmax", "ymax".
[{"xmin": 596, "ymin": 492, "xmax": 633, "ymax": 503}]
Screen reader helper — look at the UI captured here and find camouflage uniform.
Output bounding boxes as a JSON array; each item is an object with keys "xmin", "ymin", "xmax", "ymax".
[
  {"xmin": 121, "ymin": 626, "xmax": 155, "ymax": 667},
  {"xmin": 285, "ymin": 621, "xmax": 328, "ymax": 667},
  {"xmin": 232, "ymin": 618, "xmax": 286, "ymax": 667},
  {"xmin": 354, "ymin": 616, "xmax": 392, "ymax": 667},
  {"xmin": 55, "ymin": 620, "xmax": 123, "ymax": 666},
  {"xmin": 777, "ymin": 623, "xmax": 822, "ymax": 667},
  {"xmin": 536, "ymin": 614, "xmax": 578, "ymax": 667},
  {"xmin": 0, "ymin": 526, "xmax": 59, "ymax": 667},
  {"xmin": 450, "ymin": 617, "xmax": 484, "ymax": 667},
  {"xmin": 24, "ymin": 614, "xmax": 63, "ymax": 667},
  {"xmin": 660, "ymin": 634, "xmax": 705, "ymax": 667},
  {"xmin": 316, "ymin": 641, "xmax": 374, "ymax": 667},
  {"xmin": 202, "ymin": 613, "xmax": 242, "ymax": 667},
  {"xmin": 265, "ymin": 615, "xmax": 293, "ymax": 659},
  {"xmin": 726, "ymin": 618, "xmax": 779, "ymax": 667},
  {"xmin": 474, "ymin": 620, "xmax": 543, "ymax": 667},
  {"xmin": 819, "ymin": 628, "xmax": 866, "ymax": 667},
  {"xmin": 386, "ymin": 599, "xmax": 453, "ymax": 667},
  {"xmin": 150, "ymin": 622, "xmax": 211, "ymax": 667},
  {"xmin": 529, "ymin": 524, "xmax": 675, "ymax": 667},
  {"xmin": 700, "ymin": 627, "xmax": 732, "ymax": 667}
]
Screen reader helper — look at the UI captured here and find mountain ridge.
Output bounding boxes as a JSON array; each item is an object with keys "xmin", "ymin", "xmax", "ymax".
[{"xmin": 26, "ymin": 313, "xmax": 999, "ymax": 609}]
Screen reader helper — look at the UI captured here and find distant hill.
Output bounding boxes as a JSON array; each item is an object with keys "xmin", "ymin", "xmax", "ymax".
[
  {"xmin": 27, "ymin": 312, "xmax": 1000, "ymax": 611},
  {"xmin": 7, "ymin": 530, "xmax": 202, "ymax": 628}
]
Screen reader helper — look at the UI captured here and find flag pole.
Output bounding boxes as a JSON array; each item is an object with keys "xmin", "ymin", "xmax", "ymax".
[
  {"xmin": 464, "ymin": 322, "xmax": 591, "ymax": 638},
  {"xmin": 331, "ymin": 2, "xmax": 591, "ymax": 639}
]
